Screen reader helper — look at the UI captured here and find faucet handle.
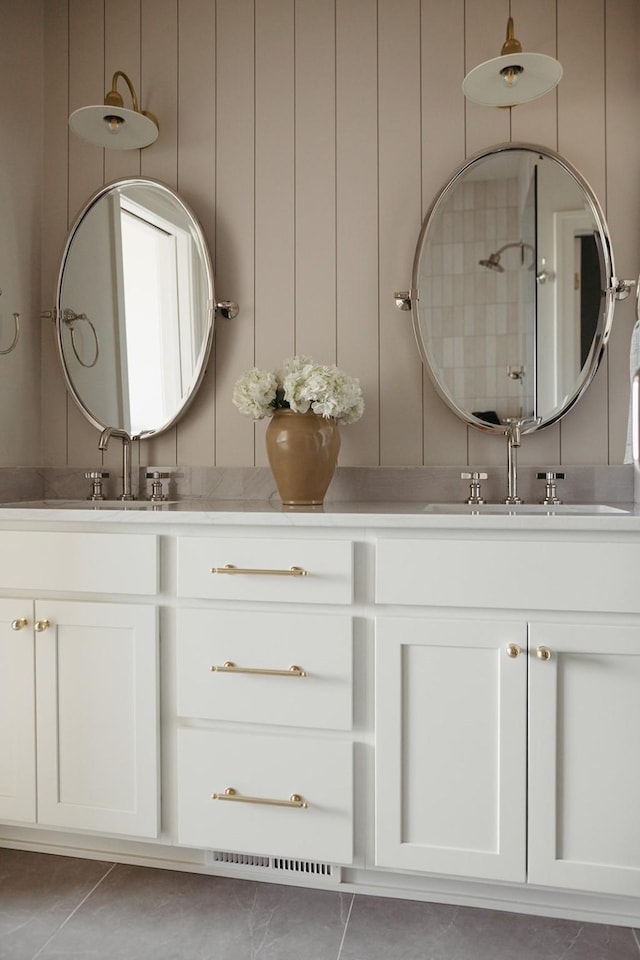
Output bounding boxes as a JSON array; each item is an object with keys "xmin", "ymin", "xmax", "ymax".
[
  {"xmin": 461, "ymin": 471, "xmax": 488, "ymax": 505},
  {"xmin": 145, "ymin": 471, "xmax": 171, "ymax": 502},
  {"xmin": 537, "ymin": 471, "xmax": 565, "ymax": 505},
  {"xmin": 84, "ymin": 470, "xmax": 109, "ymax": 501}
]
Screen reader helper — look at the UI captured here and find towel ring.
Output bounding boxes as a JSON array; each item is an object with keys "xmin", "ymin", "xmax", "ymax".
[
  {"xmin": 0, "ymin": 313, "xmax": 20, "ymax": 356},
  {"xmin": 62, "ymin": 308, "xmax": 99, "ymax": 368},
  {"xmin": 0, "ymin": 291, "xmax": 20, "ymax": 356}
]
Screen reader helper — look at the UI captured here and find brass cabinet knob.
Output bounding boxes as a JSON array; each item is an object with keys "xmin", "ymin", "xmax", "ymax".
[
  {"xmin": 34, "ymin": 619, "xmax": 51, "ymax": 632},
  {"xmin": 506, "ymin": 643, "xmax": 521, "ymax": 658},
  {"xmin": 536, "ymin": 646, "xmax": 552, "ymax": 661},
  {"xmin": 11, "ymin": 618, "xmax": 28, "ymax": 631}
]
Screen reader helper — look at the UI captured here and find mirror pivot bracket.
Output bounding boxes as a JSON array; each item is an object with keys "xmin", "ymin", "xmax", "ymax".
[
  {"xmin": 394, "ymin": 290, "xmax": 418, "ymax": 311},
  {"xmin": 611, "ymin": 278, "xmax": 636, "ymax": 300},
  {"xmin": 215, "ymin": 300, "xmax": 239, "ymax": 320}
]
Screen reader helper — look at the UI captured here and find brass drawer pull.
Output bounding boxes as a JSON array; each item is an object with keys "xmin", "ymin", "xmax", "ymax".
[
  {"xmin": 536, "ymin": 645, "xmax": 552, "ymax": 661},
  {"xmin": 11, "ymin": 618, "xmax": 29, "ymax": 631},
  {"xmin": 506, "ymin": 643, "xmax": 521, "ymax": 658},
  {"xmin": 211, "ymin": 786, "xmax": 309, "ymax": 808},
  {"xmin": 210, "ymin": 563, "xmax": 308, "ymax": 577},
  {"xmin": 34, "ymin": 619, "xmax": 51, "ymax": 632},
  {"xmin": 210, "ymin": 661, "xmax": 308, "ymax": 677}
]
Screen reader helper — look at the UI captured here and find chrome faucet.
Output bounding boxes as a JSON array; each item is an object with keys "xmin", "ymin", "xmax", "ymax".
[
  {"xmin": 503, "ymin": 417, "xmax": 541, "ymax": 504},
  {"xmin": 98, "ymin": 427, "xmax": 134, "ymax": 500}
]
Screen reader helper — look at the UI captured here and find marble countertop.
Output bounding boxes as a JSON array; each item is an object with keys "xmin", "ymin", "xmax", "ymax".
[{"xmin": 0, "ymin": 498, "xmax": 638, "ymax": 531}]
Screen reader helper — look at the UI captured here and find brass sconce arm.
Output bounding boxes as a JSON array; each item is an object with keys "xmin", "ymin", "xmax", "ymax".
[{"xmin": 104, "ymin": 71, "xmax": 158, "ymax": 130}]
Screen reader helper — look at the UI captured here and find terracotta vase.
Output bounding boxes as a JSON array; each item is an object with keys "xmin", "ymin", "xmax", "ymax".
[{"xmin": 266, "ymin": 409, "xmax": 341, "ymax": 505}]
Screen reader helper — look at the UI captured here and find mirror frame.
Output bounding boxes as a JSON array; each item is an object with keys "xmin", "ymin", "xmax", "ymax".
[
  {"xmin": 55, "ymin": 177, "xmax": 215, "ymax": 439},
  {"xmin": 410, "ymin": 142, "xmax": 617, "ymax": 435}
]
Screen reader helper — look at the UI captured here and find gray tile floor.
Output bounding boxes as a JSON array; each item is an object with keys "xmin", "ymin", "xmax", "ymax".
[{"xmin": 2, "ymin": 849, "xmax": 640, "ymax": 960}]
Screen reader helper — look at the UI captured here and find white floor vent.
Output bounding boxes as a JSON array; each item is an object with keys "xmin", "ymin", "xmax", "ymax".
[
  {"xmin": 272, "ymin": 857, "xmax": 335, "ymax": 877},
  {"xmin": 210, "ymin": 850, "xmax": 271, "ymax": 868},
  {"xmin": 207, "ymin": 850, "xmax": 340, "ymax": 882}
]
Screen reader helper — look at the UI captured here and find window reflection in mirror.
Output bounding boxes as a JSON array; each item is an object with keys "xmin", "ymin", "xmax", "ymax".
[
  {"xmin": 414, "ymin": 144, "xmax": 612, "ymax": 432},
  {"xmin": 57, "ymin": 179, "xmax": 214, "ymax": 439}
]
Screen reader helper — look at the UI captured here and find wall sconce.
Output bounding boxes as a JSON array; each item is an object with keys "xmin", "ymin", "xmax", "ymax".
[
  {"xmin": 462, "ymin": 17, "xmax": 562, "ymax": 107},
  {"xmin": 69, "ymin": 71, "xmax": 159, "ymax": 150}
]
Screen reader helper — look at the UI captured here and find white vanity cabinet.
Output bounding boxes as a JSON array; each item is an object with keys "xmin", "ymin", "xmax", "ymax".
[
  {"xmin": 174, "ymin": 534, "xmax": 355, "ymax": 865},
  {"xmin": 0, "ymin": 531, "xmax": 159, "ymax": 838},
  {"xmin": 375, "ymin": 535, "xmax": 640, "ymax": 899},
  {"xmin": 527, "ymin": 621, "xmax": 640, "ymax": 897},
  {"xmin": 375, "ymin": 615, "xmax": 528, "ymax": 883},
  {"xmin": 0, "ymin": 599, "xmax": 36, "ymax": 822},
  {"xmin": 2, "ymin": 507, "xmax": 640, "ymax": 927}
]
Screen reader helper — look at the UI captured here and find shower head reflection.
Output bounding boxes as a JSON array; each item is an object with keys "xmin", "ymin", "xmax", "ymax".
[
  {"xmin": 479, "ymin": 240, "xmax": 533, "ymax": 272},
  {"xmin": 478, "ymin": 252, "xmax": 504, "ymax": 272}
]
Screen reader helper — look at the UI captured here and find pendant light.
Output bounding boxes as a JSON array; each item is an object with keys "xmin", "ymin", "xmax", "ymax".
[
  {"xmin": 69, "ymin": 71, "xmax": 159, "ymax": 150},
  {"xmin": 462, "ymin": 17, "xmax": 562, "ymax": 108}
]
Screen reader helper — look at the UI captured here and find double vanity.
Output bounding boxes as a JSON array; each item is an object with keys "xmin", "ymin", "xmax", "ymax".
[
  {"xmin": 1, "ymin": 497, "xmax": 639, "ymax": 928},
  {"xmin": 5, "ymin": 124, "xmax": 636, "ymax": 928}
]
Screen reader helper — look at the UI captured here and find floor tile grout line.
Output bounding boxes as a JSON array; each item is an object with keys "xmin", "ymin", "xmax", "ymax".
[
  {"xmin": 633, "ymin": 927, "xmax": 640, "ymax": 954},
  {"xmin": 30, "ymin": 861, "xmax": 118, "ymax": 960},
  {"xmin": 336, "ymin": 892, "xmax": 356, "ymax": 960}
]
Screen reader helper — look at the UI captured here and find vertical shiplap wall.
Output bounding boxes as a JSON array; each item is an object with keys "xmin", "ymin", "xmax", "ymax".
[
  {"xmin": 40, "ymin": 0, "xmax": 640, "ymax": 469},
  {"xmin": 0, "ymin": 1, "xmax": 43, "ymax": 466}
]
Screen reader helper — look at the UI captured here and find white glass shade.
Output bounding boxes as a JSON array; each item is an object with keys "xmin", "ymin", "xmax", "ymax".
[
  {"xmin": 69, "ymin": 105, "xmax": 158, "ymax": 150},
  {"xmin": 462, "ymin": 52, "xmax": 563, "ymax": 107}
]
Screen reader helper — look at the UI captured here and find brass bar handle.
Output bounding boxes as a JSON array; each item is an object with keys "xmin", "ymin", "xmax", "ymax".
[
  {"xmin": 211, "ymin": 563, "xmax": 308, "ymax": 577},
  {"xmin": 506, "ymin": 643, "xmax": 521, "ymax": 658},
  {"xmin": 210, "ymin": 661, "xmax": 308, "ymax": 677},
  {"xmin": 34, "ymin": 619, "xmax": 51, "ymax": 633},
  {"xmin": 211, "ymin": 787, "xmax": 309, "ymax": 808},
  {"xmin": 536, "ymin": 646, "xmax": 552, "ymax": 661},
  {"xmin": 11, "ymin": 618, "xmax": 29, "ymax": 631}
]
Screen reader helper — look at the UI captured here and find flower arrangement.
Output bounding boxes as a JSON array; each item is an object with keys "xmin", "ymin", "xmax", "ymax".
[{"xmin": 232, "ymin": 356, "xmax": 364, "ymax": 424}]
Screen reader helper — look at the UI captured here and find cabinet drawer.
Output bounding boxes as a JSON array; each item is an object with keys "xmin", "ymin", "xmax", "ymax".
[
  {"xmin": 177, "ymin": 537, "xmax": 353, "ymax": 604},
  {"xmin": 177, "ymin": 728, "xmax": 353, "ymax": 864},
  {"xmin": 177, "ymin": 609, "xmax": 352, "ymax": 730},
  {"xmin": 376, "ymin": 537, "xmax": 640, "ymax": 613},
  {"xmin": 0, "ymin": 531, "xmax": 157, "ymax": 595}
]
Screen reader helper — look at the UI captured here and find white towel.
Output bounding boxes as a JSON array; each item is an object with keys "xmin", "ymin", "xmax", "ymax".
[{"xmin": 624, "ymin": 318, "xmax": 640, "ymax": 463}]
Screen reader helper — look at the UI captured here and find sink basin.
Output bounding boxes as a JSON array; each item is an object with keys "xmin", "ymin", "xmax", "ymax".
[
  {"xmin": 0, "ymin": 499, "xmax": 179, "ymax": 510},
  {"xmin": 423, "ymin": 503, "xmax": 630, "ymax": 516}
]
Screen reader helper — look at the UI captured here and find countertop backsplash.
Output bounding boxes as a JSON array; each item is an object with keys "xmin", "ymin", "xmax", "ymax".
[{"xmin": 0, "ymin": 464, "xmax": 632, "ymax": 508}]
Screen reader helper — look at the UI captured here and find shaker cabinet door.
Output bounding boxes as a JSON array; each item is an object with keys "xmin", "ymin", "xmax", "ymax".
[
  {"xmin": 0, "ymin": 600, "xmax": 36, "ymax": 823},
  {"xmin": 528, "ymin": 621, "xmax": 640, "ymax": 897},
  {"xmin": 375, "ymin": 616, "xmax": 527, "ymax": 883},
  {"xmin": 35, "ymin": 600, "xmax": 159, "ymax": 838}
]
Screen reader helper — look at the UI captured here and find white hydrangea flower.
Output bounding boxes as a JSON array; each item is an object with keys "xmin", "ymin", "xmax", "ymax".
[
  {"xmin": 232, "ymin": 367, "xmax": 278, "ymax": 419},
  {"xmin": 232, "ymin": 356, "xmax": 364, "ymax": 424},
  {"xmin": 279, "ymin": 355, "xmax": 314, "ymax": 378}
]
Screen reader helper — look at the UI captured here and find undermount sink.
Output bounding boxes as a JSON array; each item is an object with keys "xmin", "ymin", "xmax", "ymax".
[
  {"xmin": 423, "ymin": 502, "xmax": 630, "ymax": 516},
  {"xmin": 0, "ymin": 499, "xmax": 179, "ymax": 510}
]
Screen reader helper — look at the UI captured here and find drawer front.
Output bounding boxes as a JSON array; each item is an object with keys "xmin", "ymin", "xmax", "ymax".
[
  {"xmin": 0, "ymin": 531, "xmax": 158, "ymax": 595},
  {"xmin": 177, "ymin": 537, "xmax": 353, "ymax": 604},
  {"xmin": 177, "ymin": 609, "xmax": 353, "ymax": 730},
  {"xmin": 376, "ymin": 537, "xmax": 640, "ymax": 613},
  {"xmin": 177, "ymin": 728, "xmax": 353, "ymax": 864}
]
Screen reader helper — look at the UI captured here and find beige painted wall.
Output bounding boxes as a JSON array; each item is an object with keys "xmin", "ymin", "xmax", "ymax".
[
  {"xmin": 38, "ymin": 0, "xmax": 640, "ymax": 474},
  {"xmin": 0, "ymin": 0, "xmax": 43, "ymax": 465}
]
